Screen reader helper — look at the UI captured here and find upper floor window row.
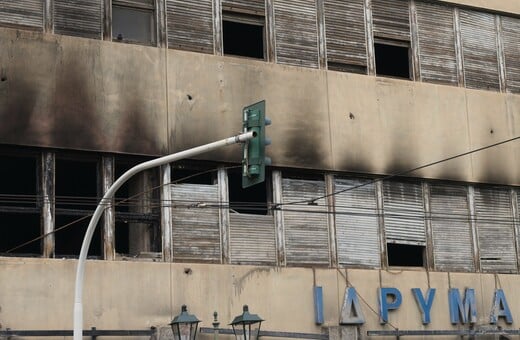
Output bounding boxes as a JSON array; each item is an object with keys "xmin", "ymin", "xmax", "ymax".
[{"xmin": 0, "ymin": 0, "xmax": 519, "ymax": 93}]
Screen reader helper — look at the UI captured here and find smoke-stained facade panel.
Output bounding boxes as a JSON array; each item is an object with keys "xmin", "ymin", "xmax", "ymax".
[
  {"xmin": 372, "ymin": 0, "xmax": 410, "ymax": 41},
  {"xmin": 172, "ymin": 184, "xmax": 221, "ymax": 263},
  {"xmin": 430, "ymin": 184, "xmax": 474, "ymax": 272},
  {"xmin": 0, "ymin": 1, "xmax": 43, "ymax": 29},
  {"xmin": 335, "ymin": 178, "xmax": 380, "ymax": 268},
  {"xmin": 274, "ymin": 0, "xmax": 319, "ymax": 68},
  {"xmin": 54, "ymin": 0, "xmax": 103, "ymax": 39},
  {"xmin": 501, "ymin": 16, "xmax": 520, "ymax": 93},
  {"xmin": 282, "ymin": 178, "xmax": 330, "ymax": 266},
  {"xmin": 416, "ymin": 2, "xmax": 458, "ymax": 85},
  {"xmin": 167, "ymin": 0, "xmax": 214, "ymax": 53},
  {"xmin": 230, "ymin": 213, "xmax": 276, "ymax": 265},
  {"xmin": 383, "ymin": 181, "xmax": 425, "ymax": 245},
  {"xmin": 459, "ymin": 10, "xmax": 500, "ymax": 91},
  {"xmin": 474, "ymin": 186, "xmax": 517, "ymax": 272},
  {"xmin": 323, "ymin": 0, "xmax": 367, "ymax": 69}
]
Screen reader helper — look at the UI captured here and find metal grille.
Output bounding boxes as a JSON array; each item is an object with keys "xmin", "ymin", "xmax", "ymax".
[
  {"xmin": 222, "ymin": 0, "xmax": 265, "ymax": 15},
  {"xmin": 383, "ymin": 181, "xmax": 425, "ymax": 245},
  {"xmin": 372, "ymin": 0, "xmax": 410, "ymax": 41},
  {"xmin": 335, "ymin": 178, "xmax": 380, "ymax": 268},
  {"xmin": 167, "ymin": 0, "xmax": 214, "ymax": 53},
  {"xmin": 501, "ymin": 16, "xmax": 520, "ymax": 94},
  {"xmin": 459, "ymin": 10, "xmax": 500, "ymax": 91},
  {"xmin": 430, "ymin": 184, "xmax": 474, "ymax": 272},
  {"xmin": 0, "ymin": 1, "xmax": 43, "ymax": 29},
  {"xmin": 171, "ymin": 183, "xmax": 221, "ymax": 263},
  {"xmin": 323, "ymin": 0, "xmax": 367, "ymax": 68},
  {"xmin": 282, "ymin": 178, "xmax": 329, "ymax": 266},
  {"xmin": 54, "ymin": 0, "xmax": 103, "ymax": 39},
  {"xmin": 274, "ymin": 0, "xmax": 319, "ymax": 68},
  {"xmin": 230, "ymin": 213, "xmax": 276, "ymax": 265},
  {"xmin": 416, "ymin": 2, "xmax": 458, "ymax": 85},
  {"xmin": 474, "ymin": 186, "xmax": 517, "ymax": 272}
]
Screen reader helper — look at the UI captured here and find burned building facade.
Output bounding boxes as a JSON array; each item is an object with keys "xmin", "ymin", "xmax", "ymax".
[{"xmin": 1, "ymin": 0, "xmax": 520, "ymax": 338}]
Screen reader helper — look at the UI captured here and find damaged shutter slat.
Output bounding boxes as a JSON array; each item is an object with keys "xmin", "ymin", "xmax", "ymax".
[
  {"xmin": 335, "ymin": 178, "xmax": 380, "ymax": 268},
  {"xmin": 282, "ymin": 178, "xmax": 329, "ymax": 266},
  {"xmin": 167, "ymin": 0, "xmax": 214, "ymax": 53},
  {"xmin": 501, "ymin": 16, "xmax": 520, "ymax": 94},
  {"xmin": 474, "ymin": 187, "xmax": 517, "ymax": 273},
  {"xmin": 230, "ymin": 214, "xmax": 276, "ymax": 265},
  {"xmin": 323, "ymin": 0, "xmax": 367, "ymax": 69},
  {"xmin": 172, "ymin": 184, "xmax": 221, "ymax": 263},
  {"xmin": 372, "ymin": 0, "xmax": 410, "ymax": 41},
  {"xmin": 383, "ymin": 181, "xmax": 425, "ymax": 245},
  {"xmin": 0, "ymin": 1, "xmax": 43, "ymax": 29},
  {"xmin": 54, "ymin": 0, "xmax": 103, "ymax": 39},
  {"xmin": 274, "ymin": 0, "xmax": 319, "ymax": 68},
  {"xmin": 222, "ymin": 0, "xmax": 265, "ymax": 15},
  {"xmin": 416, "ymin": 2, "xmax": 457, "ymax": 85},
  {"xmin": 460, "ymin": 10, "xmax": 500, "ymax": 91},
  {"xmin": 430, "ymin": 184, "xmax": 474, "ymax": 272}
]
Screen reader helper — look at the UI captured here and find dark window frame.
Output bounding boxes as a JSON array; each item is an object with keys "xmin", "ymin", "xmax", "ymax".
[
  {"xmin": 222, "ymin": 11, "xmax": 267, "ymax": 60},
  {"xmin": 112, "ymin": 0, "xmax": 157, "ymax": 46},
  {"xmin": 374, "ymin": 38, "xmax": 412, "ymax": 80}
]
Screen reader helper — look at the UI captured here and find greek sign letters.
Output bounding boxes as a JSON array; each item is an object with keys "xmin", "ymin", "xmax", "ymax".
[{"xmin": 339, "ymin": 287, "xmax": 513, "ymax": 326}]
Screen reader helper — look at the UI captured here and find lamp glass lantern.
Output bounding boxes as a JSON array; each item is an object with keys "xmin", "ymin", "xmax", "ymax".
[
  {"xmin": 170, "ymin": 305, "xmax": 201, "ymax": 340},
  {"xmin": 230, "ymin": 305, "xmax": 264, "ymax": 340}
]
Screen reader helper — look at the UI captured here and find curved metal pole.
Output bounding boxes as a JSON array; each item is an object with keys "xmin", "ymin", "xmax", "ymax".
[{"xmin": 73, "ymin": 132, "xmax": 254, "ymax": 340}]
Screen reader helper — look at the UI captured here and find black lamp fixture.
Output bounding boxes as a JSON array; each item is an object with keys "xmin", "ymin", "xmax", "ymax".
[
  {"xmin": 230, "ymin": 305, "xmax": 264, "ymax": 340},
  {"xmin": 170, "ymin": 305, "xmax": 201, "ymax": 340}
]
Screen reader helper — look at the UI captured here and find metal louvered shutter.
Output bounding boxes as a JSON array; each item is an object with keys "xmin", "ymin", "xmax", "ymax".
[
  {"xmin": 54, "ymin": 0, "xmax": 103, "ymax": 39},
  {"xmin": 416, "ymin": 2, "xmax": 457, "ymax": 85},
  {"xmin": 282, "ymin": 178, "xmax": 329, "ymax": 266},
  {"xmin": 383, "ymin": 181, "xmax": 425, "ymax": 245},
  {"xmin": 501, "ymin": 16, "xmax": 520, "ymax": 94},
  {"xmin": 474, "ymin": 187, "xmax": 516, "ymax": 272},
  {"xmin": 430, "ymin": 184, "xmax": 474, "ymax": 272},
  {"xmin": 459, "ymin": 10, "xmax": 500, "ymax": 91},
  {"xmin": 222, "ymin": 0, "xmax": 265, "ymax": 15},
  {"xmin": 167, "ymin": 0, "xmax": 214, "ymax": 53},
  {"xmin": 230, "ymin": 213, "xmax": 276, "ymax": 265},
  {"xmin": 0, "ymin": 1, "xmax": 43, "ymax": 29},
  {"xmin": 172, "ymin": 184, "xmax": 221, "ymax": 263},
  {"xmin": 372, "ymin": 0, "xmax": 410, "ymax": 41},
  {"xmin": 335, "ymin": 178, "xmax": 380, "ymax": 268},
  {"xmin": 274, "ymin": 0, "xmax": 319, "ymax": 68},
  {"xmin": 323, "ymin": 0, "xmax": 367, "ymax": 69}
]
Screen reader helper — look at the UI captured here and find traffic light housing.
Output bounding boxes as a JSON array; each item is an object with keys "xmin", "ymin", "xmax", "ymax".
[{"xmin": 242, "ymin": 100, "xmax": 271, "ymax": 188}]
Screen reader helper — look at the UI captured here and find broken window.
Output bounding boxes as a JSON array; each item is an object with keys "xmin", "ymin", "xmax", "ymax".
[
  {"xmin": 371, "ymin": 0, "xmax": 412, "ymax": 79},
  {"xmin": 55, "ymin": 158, "xmax": 101, "ymax": 257},
  {"xmin": 223, "ymin": 12, "xmax": 265, "ymax": 59},
  {"xmin": 0, "ymin": 154, "xmax": 40, "ymax": 256},
  {"xmin": 228, "ymin": 169, "xmax": 270, "ymax": 215},
  {"xmin": 375, "ymin": 41, "xmax": 411, "ymax": 79},
  {"xmin": 112, "ymin": 0, "xmax": 155, "ymax": 45},
  {"xmin": 387, "ymin": 243, "xmax": 425, "ymax": 267}
]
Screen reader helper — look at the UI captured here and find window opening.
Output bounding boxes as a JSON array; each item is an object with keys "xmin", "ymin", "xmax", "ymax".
[
  {"xmin": 112, "ymin": 0, "xmax": 155, "ymax": 45},
  {"xmin": 0, "ymin": 155, "xmax": 40, "ymax": 256},
  {"xmin": 223, "ymin": 12, "xmax": 265, "ymax": 59},
  {"xmin": 171, "ymin": 167, "xmax": 215, "ymax": 185},
  {"xmin": 387, "ymin": 243, "xmax": 425, "ymax": 267},
  {"xmin": 374, "ymin": 41, "xmax": 411, "ymax": 79},
  {"xmin": 228, "ymin": 170, "xmax": 270, "ymax": 215},
  {"xmin": 55, "ymin": 158, "xmax": 101, "ymax": 257}
]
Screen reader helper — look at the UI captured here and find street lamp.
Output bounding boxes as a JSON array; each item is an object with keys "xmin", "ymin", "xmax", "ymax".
[
  {"xmin": 169, "ymin": 305, "xmax": 201, "ymax": 340},
  {"xmin": 230, "ymin": 305, "xmax": 264, "ymax": 340}
]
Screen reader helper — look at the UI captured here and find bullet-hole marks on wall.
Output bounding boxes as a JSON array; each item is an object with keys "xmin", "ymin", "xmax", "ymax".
[{"xmin": 184, "ymin": 267, "xmax": 193, "ymax": 275}]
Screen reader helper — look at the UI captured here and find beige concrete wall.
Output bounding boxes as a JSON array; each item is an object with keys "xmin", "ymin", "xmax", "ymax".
[
  {"xmin": 1, "ymin": 27, "xmax": 519, "ymax": 185},
  {"xmin": 438, "ymin": 0, "xmax": 520, "ymax": 15},
  {"xmin": 1, "ymin": 258, "xmax": 518, "ymax": 339}
]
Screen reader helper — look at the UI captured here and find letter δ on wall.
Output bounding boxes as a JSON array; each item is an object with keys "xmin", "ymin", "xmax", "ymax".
[{"xmin": 340, "ymin": 287, "xmax": 365, "ymax": 325}]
